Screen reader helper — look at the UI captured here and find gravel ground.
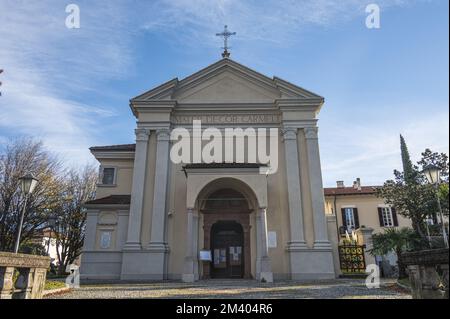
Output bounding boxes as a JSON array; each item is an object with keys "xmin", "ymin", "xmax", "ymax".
[{"xmin": 46, "ymin": 278, "xmax": 411, "ymax": 299}]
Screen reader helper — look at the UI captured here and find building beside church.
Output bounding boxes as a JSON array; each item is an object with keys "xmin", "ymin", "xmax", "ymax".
[
  {"xmin": 324, "ymin": 179, "xmax": 412, "ymax": 277},
  {"xmin": 324, "ymin": 179, "xmax": 412, "ymax": 235},
  {"xmin": 81, "ymin": 57, "xmax": 338, "ymax": 282}
]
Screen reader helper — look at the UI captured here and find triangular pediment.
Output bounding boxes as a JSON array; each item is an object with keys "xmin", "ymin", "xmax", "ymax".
[
  {"xmin": 175, "ymin": 69, "xmax": 279, "ymax": 103},
  {"xmin": 130, "ymin": 58, "xmax": 323, "ymax": 103}
]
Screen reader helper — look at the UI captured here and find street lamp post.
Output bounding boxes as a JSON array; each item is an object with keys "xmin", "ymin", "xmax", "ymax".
[
  {"xmin": 46, "ymin": 214, "xmax": 57, "ymax": 255},
  {"xmin": 14, "ymin": 174, "xmax": 39, "ymax": 254},
  {"xmin": 423, "ymin": 164, "xmax": 449, "ymax": 249}
]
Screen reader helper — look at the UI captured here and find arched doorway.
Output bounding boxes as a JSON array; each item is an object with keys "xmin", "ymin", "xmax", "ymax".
[{"xmin": 201, "ymin": 188, "xmax": 252, "ymax": 279}]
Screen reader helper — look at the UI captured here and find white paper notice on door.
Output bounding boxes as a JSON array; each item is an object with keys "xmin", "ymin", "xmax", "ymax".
[
  {"xmin": 268, "ymin": 231, "xmax": 277, "ymax": 248},
  {"xmin": 220, "ymin": 249, "xmax": 226, "ymax": 262},
  {"xmin": 214, "ymin": 249, "xmax": 220, "ymax": 265}
]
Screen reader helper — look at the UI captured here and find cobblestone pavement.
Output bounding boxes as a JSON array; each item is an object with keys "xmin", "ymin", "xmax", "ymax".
[{"xmin": 46, "ymin": 278, "xmax": 411, "ymax": 299}]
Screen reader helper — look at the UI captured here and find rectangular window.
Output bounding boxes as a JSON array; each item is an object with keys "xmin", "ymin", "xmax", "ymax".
[
  {"xmin": 381, "ymin": 207, "xmax": 394, "ymax": 227},
  {"xmin": 101, "ymin": 167, "xmax": 116, "ymax": 185},
  {"xmin": 344, "ymin": 208, "xmax": 356, "ymax": 231}
]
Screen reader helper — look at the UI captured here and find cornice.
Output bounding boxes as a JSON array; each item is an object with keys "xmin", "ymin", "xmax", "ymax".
[
  {"xmin": 90, "ymin": 151, "xmax": 135, "ymax": 160},
  {"xmin": 83, "ymin": 204, "xmax": 131, "ymax": 210}
]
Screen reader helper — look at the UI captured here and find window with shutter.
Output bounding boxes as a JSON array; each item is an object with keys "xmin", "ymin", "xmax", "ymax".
[
  {"xmin": 391, "ymin": 207, "xmax": 399, "ymax": 227},
  {"xmin": 380, "ymin": 207, "xmax": 395, "ymax": 227},
  {"xmin": 353, "ymin": 208, "xmax": 360, "ymax": 229},
  {"xmin": 342, "ymin": 207, "xmax": 356, "ymax": 231},
  {"xmin": 378, "ymin": 207, "xmax": 384, "ymax": 226}
]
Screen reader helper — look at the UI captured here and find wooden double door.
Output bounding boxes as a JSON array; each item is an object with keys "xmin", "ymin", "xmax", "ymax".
[{"xmin": 210, "ymin": 221, "xmax": 244, "ymax": 279}]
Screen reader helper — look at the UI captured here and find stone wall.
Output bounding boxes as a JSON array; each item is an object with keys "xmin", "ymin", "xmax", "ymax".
[
  {"xmin": 402, "ymin": 248, "xmax": 449, "ymax": 299},
  {"xmin": 0, "ymin": 252, "xmax": 50, "ymax": 299}
]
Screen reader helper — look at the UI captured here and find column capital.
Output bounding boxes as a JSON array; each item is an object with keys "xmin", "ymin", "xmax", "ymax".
[
  {"xmin": 256, "ymin": 207, "xmax": 267, "ymax": 218},
  {"xmin": 304, "ymin": 127, "xmax": 319, "ymax": 139},
  {"xmin": 135, "ymin": 128, "xmax": 150, "ymax": 141},
  {"xmin": 156, "ymin": 128, "xmax": 171, "ymax": 141},
  {"xmin": 281, "ymin": 128, "xmax": 298, "ymax": 141},
  {"xmin": 187, "ymin": 207, "xmax": 199, "ymax": 218}
]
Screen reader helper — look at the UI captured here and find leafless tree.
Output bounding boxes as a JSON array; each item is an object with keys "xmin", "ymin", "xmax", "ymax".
[
  {"xmin": 53, "ymin": 166, "xmax": 97, "ymax": 274},
  {"xmin": 0, "ymin": 138, "xmax": 61, "ymax": 251}
]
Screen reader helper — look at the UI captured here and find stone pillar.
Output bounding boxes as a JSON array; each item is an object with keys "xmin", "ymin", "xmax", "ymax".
[
  {"xmin": 282, "ymin": 128, "xmax": 307, "ymax": 249},
  {"xmin": 256, "ymin": 208, "xmax": 273, "ymax": 282},
  {"xmin": 326, "ymin": 214, "xmax": 341, "ymax": 277},
  {"xmin": 0, "ymin": 253, "xmax": 50, "ymax": 299},
  {"xmin": 140, "ymin": 128, "xmax": 171, "ymax": 279},
  {"xmin": 182, "ymin": 208, "xmax": 199, "ymax": 282},
  {"xmin": 124, "ymin": 128, "xmax": 150, "ymax": 250},
  {"xmin": 304, "ymin": 127, "xmax": 331, "ymax": 249},
  {"xmin": 0, "ymin": 267, "xmax": 14, "ymax": 299},
  {"xmin": 14, "ymin": 268, "xmax": 33, "ymax": 299},
  {"xmin": 192, "ymin": 212, "xmax": 200, "ymax": 279},
  {"xmin": 356, "ymin": 227, "xmax": 376, "ymax": 267},
  {"xmin": 243, "ymin": 225, "xmax": 251, "ymax": 279},
  {"xmin": 148, "ymin": 128, "xmax": 171, "ymax": 248},
  {"xmin": 255, "ymin": 213, "xmax": 262, "ymax": 278}
]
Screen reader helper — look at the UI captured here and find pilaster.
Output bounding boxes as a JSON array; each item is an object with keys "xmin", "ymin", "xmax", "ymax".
[{"xmin": 123, "ymin": 128, "xmax": 150, "ymax": 250}]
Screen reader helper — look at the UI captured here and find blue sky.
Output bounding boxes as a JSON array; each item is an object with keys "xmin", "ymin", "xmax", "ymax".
[{"xmin": 0, "ymin": 0, "xmax": 448, "ymax": 187}]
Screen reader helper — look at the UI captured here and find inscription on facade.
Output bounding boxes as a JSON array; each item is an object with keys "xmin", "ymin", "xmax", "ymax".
[{"xmin": 172, "ymin": 114, "xmax": 281, "ymax": 125}]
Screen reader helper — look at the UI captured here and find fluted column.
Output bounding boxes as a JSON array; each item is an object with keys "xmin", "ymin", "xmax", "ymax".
[
  {"xmin": 282, "ymin": 128, "xmax": 307, "ymax": 249},
  {"xmin": 256, "ymin": 207, "xmax": 273, "ymax": 282},
  {"xmin": 148, "ymin": 128, "xmax": 171, "ymax": 249},
  {"xmin": 182, "ymin": 208, "xmax": 199, "ymax": 282},
  {"xmin": 124, "ymin": 128, "xmax": 150, "ymax": 250},
  {"xmin": 304, "ymin": 127, "xmax": 331, "ymax": 248}
]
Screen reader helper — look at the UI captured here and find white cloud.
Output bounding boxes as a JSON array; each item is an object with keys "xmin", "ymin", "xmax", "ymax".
[
  {"xmin": 0, "ymin": 1, "xmax": 130, "ymax": 166},
  {"xmin": 321, "ymin": 110, "xmax": 450, "ymax": 187},
  {"xmin": 0, "ymin": 0, "xmax": 442, "ymax": 173},
  {"xmin": 142, "ymin": 0, "xmax": 418, "ymax": 46}
]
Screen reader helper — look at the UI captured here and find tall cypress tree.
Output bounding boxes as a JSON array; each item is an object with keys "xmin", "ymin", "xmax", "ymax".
[{"xmin": 400, "ymin": 135, "xmax": 416, "ymax": 184}]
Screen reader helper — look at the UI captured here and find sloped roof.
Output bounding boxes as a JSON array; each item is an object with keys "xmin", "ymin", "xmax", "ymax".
[
  {"xmin": 130, "ymin": 58, "xmax": 324, "ymax": 102},
  {"xmin": 89, "ymin": 144, "xmax": 136, "ymax": 152},
  {"xmin": 84, "ymin": 195, "xmax": 131, "ymax": 205},
  {"xmin": 324, "ymin": 186, "xmax": 380, "ymax": 196}
]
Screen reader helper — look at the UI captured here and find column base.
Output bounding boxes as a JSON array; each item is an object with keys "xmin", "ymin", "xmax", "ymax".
[
  {"xmin": 286, "ymin": 241, "xmax": 308, "ymax": 251},
  {"xmin": 256, "ymin": 256, "xmax": 273, "ymax": 283},
  {"xmin": 259, "ymin": 272, "xmax": 274, "ymax": 283},
  {"xmin": 120, "ymin": 245, "xmax": 168, "ymax": 281},
  {"xmin": 182, "ymin": 257, "xmax": 199, "ymax": 283},
  {"xmin": 288, "ymin": 248, "xmax": 336, "ymax": 280},
  {"xmin": 313, "ymin": 240, "xmax": 332, "ymax": 250},
  {"xmin": 181, "ymin": 273, "xmax": 199, "ymax": 283},
  {"xmin": 122, "ymin": 242, "xmax": 142, "ymax": 251}
]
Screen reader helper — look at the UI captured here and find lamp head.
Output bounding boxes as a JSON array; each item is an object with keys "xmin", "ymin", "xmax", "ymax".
[
  {"xmin": 422, "ymin": 164, "xmax": 441, "ymax": 185},
  {"xmin": 19, "ymin": 173, "xmax": 39, "ymax": 195}
]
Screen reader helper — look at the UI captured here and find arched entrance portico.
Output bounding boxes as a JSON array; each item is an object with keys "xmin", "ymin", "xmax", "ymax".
[{"xmin": 182, "ymin": 169, "xmax": 273, "ymax": 283}]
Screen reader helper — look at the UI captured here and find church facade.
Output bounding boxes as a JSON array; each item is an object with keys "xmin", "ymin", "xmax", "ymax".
[{"xmin": 81, "ymin": 58, "xmax": 337, "ymax": 282}]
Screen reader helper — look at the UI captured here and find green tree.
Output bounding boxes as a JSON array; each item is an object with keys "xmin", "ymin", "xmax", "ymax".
[
  {"xmin": 370, "ymin": 228, "xmax": 421, "ymax": 278},
  {"xmin": 377, "ymin": 136, "xmax": 449, "ymax": 239},
  {"xmin": 400, "ymin": 135, "xmax": 418, "ymax": 184},
  {"xmin": 418, "ymin": 149, "xmax": 449, "ymax": 217}
]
